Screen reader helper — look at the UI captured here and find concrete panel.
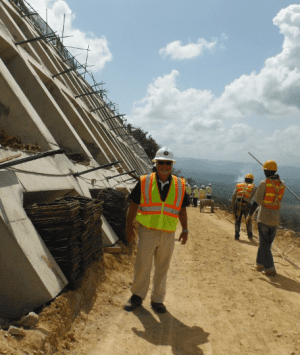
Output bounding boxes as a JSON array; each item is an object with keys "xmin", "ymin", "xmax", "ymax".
[
  {"xmin": 0, "ymin": 58, "xmax": 57, "ymax": 150},
  {"xmin": 101, "ymin": 215, "xmax": 119, "ymax": 247},
  {"xmin": 0, "ymin": 172, "xmax": 67, "ymax": 318}
]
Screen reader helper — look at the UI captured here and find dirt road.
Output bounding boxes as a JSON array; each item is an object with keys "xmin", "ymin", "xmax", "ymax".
[
  {"xmin": 68, "ymin": 207, "xmax": 300, "ymax": 355},
  {"xmin": 3, "ymin": 207, "xmax": 300, "ymax": 354}
]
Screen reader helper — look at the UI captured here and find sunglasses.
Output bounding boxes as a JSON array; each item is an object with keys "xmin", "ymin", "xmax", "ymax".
[{"xmin": 158, "ymin": 161, "xmax": 172, "ymax": 166}]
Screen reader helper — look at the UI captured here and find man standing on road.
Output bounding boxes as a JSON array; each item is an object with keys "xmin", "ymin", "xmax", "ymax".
[
  {"xmin": 206, "ymin": 183, "xmax": 212, "ymax": 199},
  {"xmin": 186, "ymin": 183, "xmax": 192, "ymax": 206},
  {"xmin": 199, "ymin": 185, "xmax": 206, "ymax": 200},
  {"xmin": 124, "ymin": 147, "xmax": 190, "ymax": 313},
  {"xmin": 231, "ymin": 173, "xmax": 257, "ymax": 240},
  {"xmin": 192, "ymin": 185, "xmax": 199, "ymax": 207},
  {"xmin": 246, "ymin": 160, "xmax": 285, "ymax": 276}
]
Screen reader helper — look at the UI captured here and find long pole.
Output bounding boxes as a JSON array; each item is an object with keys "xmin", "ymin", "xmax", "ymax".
[{"xmin": 248, "ymin": 152, "xmax": 300, "ymax": 203}]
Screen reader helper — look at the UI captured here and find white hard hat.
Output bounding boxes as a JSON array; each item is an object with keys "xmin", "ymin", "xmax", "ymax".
[
  {"xmin": 201, "ymin": 185, "xmax": 205, "ymax": 188},
  {"xmin": 194, "ymin": 185, "xmax": 197, "ymax": 188},
  {"xmin": 152, "ymin": 147, "xmax": 176, "ymax": 163},
  {"xmin": 208, "ymin": 183, "xmax": 211, "ymax": 186}
]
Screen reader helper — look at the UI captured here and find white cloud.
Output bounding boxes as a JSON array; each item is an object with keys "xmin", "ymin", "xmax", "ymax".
[
  {"xmin": 129, "ymin": 5, "xmax": 300, "ymax": 165},
  {"xmin": 159, "ymin": 38, "xmax": 217, "ymax": 60},
  {"xmin": 27, "ymin": 0, "xmax": 112, "ymax": 72}
]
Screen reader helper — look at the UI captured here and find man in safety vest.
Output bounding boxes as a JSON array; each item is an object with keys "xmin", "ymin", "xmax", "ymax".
[
  {"xmin": 192, "ymin": 185, "xmax": 199, "ymax": 207},
  {"xmin": 199, "ymin": 185, "xmax": 206, "ymax": 200},
  {"xmin": 206, "ymin": 183, "xmax": 212, "ymax": 199},
  {"xmin": 231, "ymin": 173, "xmax": 257, "ymax": 240},
  {"xmin": 124, "ymin": 147, "xmax": 190, "ymax": 313},
  {"xmin": 186, "ymin": 183, "xmax": 192, "ymax": 205},
  {"xmin": 245, "ymin": 160, "xmax": 285, "ymax": 276}
]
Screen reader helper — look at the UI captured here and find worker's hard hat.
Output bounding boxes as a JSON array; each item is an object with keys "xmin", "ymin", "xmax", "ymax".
[
  {"xmin": 208, "ymin": 183, "xmax": 211, "ymax": 186},
  {"xmin": 245, "ymin": 173, "xmax": 254, "ymax": 180},
  {"xmin": 263, "ymin": 160, "xmax": 277, "ymax": 172},
  {"xmin": 201, "ymin": 185, "xmax": 205, "ymax": 188},
  {"xmin": 152, "ymin": 147, "xmax": 176, "ymax": 163},
  {"xmin": 194, "ymin": 185, "xmax": 197, "ymax": 188}
]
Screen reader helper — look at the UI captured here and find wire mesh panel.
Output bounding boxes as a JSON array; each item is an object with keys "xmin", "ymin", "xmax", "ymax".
[
  {"xmin": 25, "ymin": 196, "xmax": 104, "ymax": 289},
  {"xmin": 97, "ymin": 188, "xmax": 129, "ymax": 244}
]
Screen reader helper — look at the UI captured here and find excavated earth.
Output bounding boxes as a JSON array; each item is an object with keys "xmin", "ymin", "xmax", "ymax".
[{"xmin": 1, "ymin": 207, "xmax": 300, "ymax": 355}]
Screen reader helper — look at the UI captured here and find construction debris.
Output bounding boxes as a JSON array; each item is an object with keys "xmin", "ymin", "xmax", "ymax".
[{"xmin": 0, "ymin": 129, "xmax": 41, "ymax": 152}]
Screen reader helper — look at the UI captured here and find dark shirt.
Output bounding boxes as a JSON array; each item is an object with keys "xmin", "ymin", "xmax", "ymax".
[{"xmin": 128, "ymin": 173, "xmax": 190, "ymax": 208}]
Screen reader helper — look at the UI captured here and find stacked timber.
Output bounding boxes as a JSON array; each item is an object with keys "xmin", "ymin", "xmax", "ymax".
[
  {"xmin": 25, "ymin": 196, "xmax": 104, "ymax": 289},
  {"xmin": 97, "ymin": 188, "xmax": 129, "ymax": 244}
]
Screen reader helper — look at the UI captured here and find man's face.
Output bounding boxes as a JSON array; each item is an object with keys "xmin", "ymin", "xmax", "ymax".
[{"xmin": 156, "ymin": 160, "xmax": 173, "ymax": 177}]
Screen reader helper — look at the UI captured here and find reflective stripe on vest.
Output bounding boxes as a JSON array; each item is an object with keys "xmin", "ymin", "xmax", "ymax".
[
  {"xmin": 262, "ymin": 179, "xmax": 285, "ymax": 210},
  {"xmin": 136, "ymin": 173, "xmax": 186, "ymax": 232},
  {"xmin": 236, "ymin": 183, "xmax": 255, "ymax": 199}
]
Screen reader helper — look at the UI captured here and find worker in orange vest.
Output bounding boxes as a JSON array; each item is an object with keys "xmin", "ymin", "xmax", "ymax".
[
  {"xmin": 124, "ymin": 147, "xmax": 190, "ymax": 313},
  {"xmin": 231, "ymin": 173, "xmax": 257, "ymax": 240},
  {"xmin": 246, "ymin": 160, "xmax": 285, "ymax": 276}
]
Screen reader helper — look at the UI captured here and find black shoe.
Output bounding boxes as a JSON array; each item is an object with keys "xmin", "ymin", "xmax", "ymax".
[
  {"xmin": 248, "ymin": 233, "xmax": 253, "ymax": 240},
  {"xmin": 151, "ymin": 302, "xmax": 167, "ymax": 314},
  {"xmin": 124, "ymin": 294, "xmax": 142, "ymax": 311},
  {"xmin": 235, "ymin": 234, "xmax": 240, "ymax": 240}
]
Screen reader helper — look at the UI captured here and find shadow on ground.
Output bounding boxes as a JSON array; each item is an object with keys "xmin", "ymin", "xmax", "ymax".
[{"xmin": 132, "ymin": 307, "xmax": 209, "ymax": 355}]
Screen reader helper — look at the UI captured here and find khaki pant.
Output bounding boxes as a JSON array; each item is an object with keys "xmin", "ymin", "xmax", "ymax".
[{"xmin": 131, "ymin": 224, "xmax": 175, "ymax": 303}]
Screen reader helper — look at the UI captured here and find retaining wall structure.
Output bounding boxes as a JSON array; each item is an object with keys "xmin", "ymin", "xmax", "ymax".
[{"xmin": 0, "ymin": 0, "xmax": 151, "ymax": 318}]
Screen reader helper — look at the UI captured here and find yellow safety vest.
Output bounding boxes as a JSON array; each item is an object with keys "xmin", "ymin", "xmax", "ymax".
[
  {"xmin": 194, "ymin": 189, "xmax": 199, "ymax": 198},
  {"xmin": 136, "ymin": 173, "xmax": 186, "ymax": 232},
  {"xmin": 262, "ymin": 179, "xmax": 285, "ymax": 210},
  {"xmin": 199, "ymin": 189, "xmax": 206, "ymax": 199},
  {"xmin": 236, "ymin": 183, "xmax": 255, "ymax": 199}
]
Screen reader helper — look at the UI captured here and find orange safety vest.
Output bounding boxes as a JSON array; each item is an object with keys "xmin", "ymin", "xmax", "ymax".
[
  {"xmin": 136, "ymin": 173, "xmax": 185, "ymax": 232},
  {"xmin": 262, "ymin": 179, "xmax": 285, "ymax": 210},
  {"xmin": 236, "ymin": 183, "xmax": 255, "ymax": 199}
]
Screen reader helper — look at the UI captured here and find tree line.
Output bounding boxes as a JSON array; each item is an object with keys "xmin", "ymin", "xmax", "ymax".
[{"xmin": 126, "ymin": 123, "xmax": 197, "ymax": 185}]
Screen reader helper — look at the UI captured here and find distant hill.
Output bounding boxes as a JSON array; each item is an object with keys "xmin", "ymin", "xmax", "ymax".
[{"xmin": 175, "ymin": 157, "xmax": 300, "ymax": 231}]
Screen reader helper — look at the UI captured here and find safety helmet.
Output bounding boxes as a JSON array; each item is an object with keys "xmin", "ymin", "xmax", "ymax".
[
  {"xmin": 263, "ymin": 160, "xmax": 277, "ymax": 172},
  {"xmin": 152, "ymin": 147, "xmax": 176, "ymax": 163},
  {"xmin": 245, "ymin": 173, "xmax": 254, "ymax": 180},
  {"xmin": 208, "ymin": 183, "xmax": 211, "ymax": 186},
  {"xmin": 201, "ymin": 185, "xmax": 205, "ymax": 188},
  {"xmin": 194, "ymin": 185, "xmax": 198, "ymax": 188}
]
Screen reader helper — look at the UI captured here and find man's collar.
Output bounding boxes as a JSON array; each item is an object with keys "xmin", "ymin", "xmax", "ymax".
[{"xmin": 155, "ymin": 172, "xmax": 172, "ymax": 183}]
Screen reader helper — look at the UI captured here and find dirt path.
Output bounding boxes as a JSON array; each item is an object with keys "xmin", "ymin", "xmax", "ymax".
[{"xmin": 64, "ymin": 207, "xmax": 300, "ymax": 355}]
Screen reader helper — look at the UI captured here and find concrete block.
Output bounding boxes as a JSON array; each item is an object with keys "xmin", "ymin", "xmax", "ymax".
[{"xmin": 101, "ymin": 215, "xmax": 119, "ymax": 246}]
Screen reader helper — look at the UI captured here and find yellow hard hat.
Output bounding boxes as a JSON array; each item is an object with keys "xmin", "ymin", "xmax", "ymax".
[
  {"xmin": 245, "ymin": 173, "xmax": 254, "ymax": 180},
  {"xmin": 263, "ymin": 160, "xmax": 277, "ymax": 172}
]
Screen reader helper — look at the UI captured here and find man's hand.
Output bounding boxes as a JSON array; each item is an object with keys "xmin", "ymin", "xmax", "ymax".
[
  {"xmin": 179, "ymin": 231, "xmax": 188, "ymax": 245},
  {"xmin": 126, "ymin": 224, "xmax": 136, "ymax": 243}
]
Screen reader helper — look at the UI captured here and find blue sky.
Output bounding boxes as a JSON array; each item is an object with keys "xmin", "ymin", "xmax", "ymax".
[{"xmin": 28, "ymin": 0, "xmax": 300, "ymax": 166}]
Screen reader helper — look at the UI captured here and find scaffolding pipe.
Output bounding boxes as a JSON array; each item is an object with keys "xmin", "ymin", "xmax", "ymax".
[
  {"xmin": 0, "ymin": 149, "xmax": 65, "ymax": 170},
  {"xmin": 90, "ymin": 102, "xmax": 114, "ymax": 113},
  {"xmin": 75, "ymin": 89, "xmax": 107, "ymax": 99},
  {"xmin": 106, "ymin": 170, "xmax": 136, "ymax": 180},
  {"xmin": 15, "ymin": 32, "xmax": 56, "ymax": 45},
  {"xmin": 72, "ymin": 160, "xmax": 120, "ymax": 177},
  {"xmin": 21, "ymin": 12, "xmax": 38, "ymax": 18},
  {"xmin": 91, "ymin": 81, "xmax": 105, "ymax": 88},
  {"xmin": 248, "ymin": 152, "xmax": 300, "ymax": 203},
  {"xmin": 102, "ymin": 114, "xmax": 125, "ymax": 122}
]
